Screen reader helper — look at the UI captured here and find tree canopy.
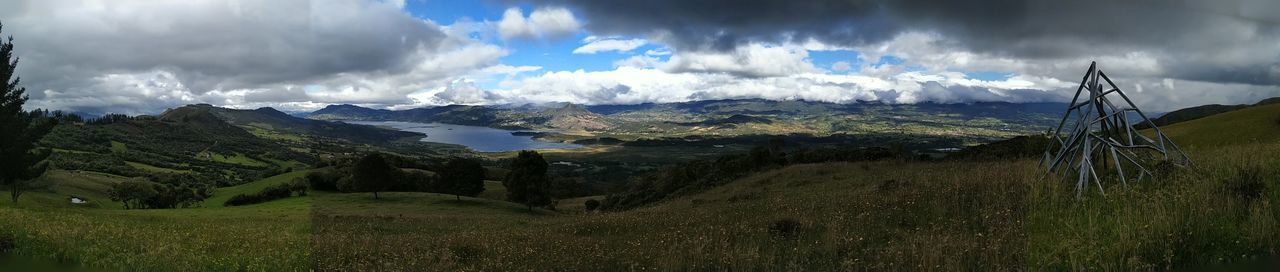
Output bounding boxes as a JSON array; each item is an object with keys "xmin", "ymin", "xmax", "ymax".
[
  {"xmin": 438, "ymin": 158, "xmax": 486, "ymax": 200},
  {"xmin": 343, "ymin": 152, "xmax": 398, "ymax": 199},
  {"xmin": 503, "ymin": 150, "xmax": 551, "ymax": 211}
]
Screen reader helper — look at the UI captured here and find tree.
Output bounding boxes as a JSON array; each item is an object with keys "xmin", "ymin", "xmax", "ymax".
[
  {"xmin": 503, "ymin": 150, "xmax": 551, "ymax": 211},
  {"xmin": 108, "ymin": 181, "xmax": 158, "ymax": 209},
  {"xmin": 0, "ymin": 21, "xmax": 57, "ymax": 204},
  {"xmin": 343, "ymin": 152, "xmax": 397, "ymax": 199},
  {"xmin": 439, "ymin": 158, "xmax": 486, "ymax": 200}
]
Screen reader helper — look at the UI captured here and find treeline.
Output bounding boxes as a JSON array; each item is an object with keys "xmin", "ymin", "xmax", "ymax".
[
  {"xmin": 948, "ymin": 135, "xmax": 1053, "ymax": 160},
  {"xmin": 302, "ymin": 151, "xmax": 555, "ymax": 211},
  {"xmin": 107, "ymin": 173, "xmax": 215, "ymax": 209},
  {"xmin": 599, "ymin": 138, "xmax": 902, "ymax": 211},
  {"xmin": 302, "ymin": 152, "xmax": 487, "ymax": 200}
]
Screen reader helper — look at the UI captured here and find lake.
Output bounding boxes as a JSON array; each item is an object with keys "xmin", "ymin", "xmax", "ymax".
[{"xmin": 351, "ymin": 121, "xmax": 583, "ymax": 152}]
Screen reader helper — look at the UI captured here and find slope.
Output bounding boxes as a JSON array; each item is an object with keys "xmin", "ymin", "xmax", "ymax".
[
  {"xmin": 204, "ymin": 105, "xmax": 423, "ymax": 143},
  {"xmin": 1154, "ymin": 102, "xmax": 1280, "ymax": 150}
]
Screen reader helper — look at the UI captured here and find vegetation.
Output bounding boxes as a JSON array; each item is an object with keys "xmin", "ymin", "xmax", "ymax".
[
  {"xmin": 106, "ymin": 177, "xmax": 210, "ymax": 209},
  {"xmin": 437, "ymin": 158, "xmax": 486, "ymax": 200},
  {"xmin": 503, "ymin": 150, "xmax": 552, "ymax": 211},
  {"xmin": 223, "ymin": 180, "xmax": 306, "ymax": 206},
  {"xmin": 342, "ymin": 153, "xmax": 398, "ymax": 199},
  {"xmin": 0, "ymin": 23, "xmax": 57, "ymax": 204}
]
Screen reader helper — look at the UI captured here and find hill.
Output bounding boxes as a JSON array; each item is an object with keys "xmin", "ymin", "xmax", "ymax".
[
  {"xmin": 201, "ymin": 105, "xmax": 422, "ymax": 143},
  {"xmin": 1136, "ymin": 97, "xmax": 1280, "ymax": 129},
  {"xmin": 1153, "ymin": 102, "xmax": 1280, "ymax": 150}
]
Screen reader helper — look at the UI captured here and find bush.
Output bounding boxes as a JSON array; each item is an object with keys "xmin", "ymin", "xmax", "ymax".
[
  {"xmin": 224, "ymin": 183, "xmax": 303, "ymax": 206},
  {"xmin": 223, "ymin": 193, "xmax": 261, "ymax": 207},
  {"xmin": 305, "ymin": 170, "xmax": 342, "ymax": 191},
  {"xmin": 584, "ymin": 199, "xmax": 600, "ymax": 211},
  {"xmin": 767, "ymin": 219, "xmax": 802, "ymax": 239},
  {"xmin": 1224, "ymin": 166, "xmax": 1269, "ymax": 202},
  {"xmin": 0, "ymin": 232, "xmax": 14, "ymax": 253}
]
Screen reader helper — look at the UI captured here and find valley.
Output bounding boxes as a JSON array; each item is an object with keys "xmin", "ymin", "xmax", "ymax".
[{"xmin": 2, "ymin": 97, "xmax": 1278, "ymax": 270}]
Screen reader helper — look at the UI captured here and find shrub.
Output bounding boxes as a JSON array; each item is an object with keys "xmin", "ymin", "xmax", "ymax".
[
  {"xmin": 223, "ymin": 193, "xmax": 261, "ymax": 207},
  {"xmin": 305, "ymin": 170, "xmax": 342, "ymax": 191},
  {"xmin": 584, "ymin": 199, "xmax": 600, "ymax": 211},
  {"xmin": 1224, "ymin": 166, "xmax": 1269, "ymax": 202},
  {"xmin": 224, "ymin": 183, "xmax": 302, "ymax": 206},
  {"xmin": 768, "ymin": 218, "xmax": 802, "ymax": 239},
  {"xmin": 0, "ymin": 232, "xmax": 14, "ymax": 253},
  {"xmin": 289, "ymin": 179, "xmax": 308, "ymax": 196}
]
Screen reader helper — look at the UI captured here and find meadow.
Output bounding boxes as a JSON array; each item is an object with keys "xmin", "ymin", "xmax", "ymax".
[{"xmin": 0, "ymin": 104, "xmax": 1277, "ymax": 271}]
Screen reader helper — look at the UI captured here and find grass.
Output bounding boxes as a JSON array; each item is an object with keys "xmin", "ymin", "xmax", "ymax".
[
  {"xmin": 201, "ymin": 170, "xmax": 314, "ymax": 207},
  {"xmin": 243, "ymin": 124, "xmax": 305, "ymax": 142},
  {"xmin": 195, "ymin": 151, "xmax": 271, "ymax": 168},
  {"xmin": 0, "ymin": 198, "xmax": 311, "ymax": 271},
  {"xmin": 108, "ymin": 141, "xmax": 127, "ymax": 154},
  {"xmin": 125, "ymin": 161, "xmax": 193, "ymax": 174},
  {"xmin": 1153, "ymin": 103, "xmax": 1280, "ymax": 151}
]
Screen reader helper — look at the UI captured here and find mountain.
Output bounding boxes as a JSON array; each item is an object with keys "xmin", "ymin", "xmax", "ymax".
[
  {"xmin": 306, "ymin": 100, "xmax": 1069, "ymax": 142},
  {"xmin": 531, "ymin": 103, "xmax": 615, "ymax": 131},
  {"xmin": 1136, "ymin": 97, "xmax": 1280, "ymax": 129},
  {"xmin": 198, "ymin": 105, "xmax": 422, "ymax": 143},
  {"xmin": 310, "ymin": 104, "xmax": 500, "ymax": 127}
]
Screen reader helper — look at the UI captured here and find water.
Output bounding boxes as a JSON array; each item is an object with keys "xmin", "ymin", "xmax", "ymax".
[{"xmin": 351, "ymin": 121, "xmax": 583, "ymax": 152}]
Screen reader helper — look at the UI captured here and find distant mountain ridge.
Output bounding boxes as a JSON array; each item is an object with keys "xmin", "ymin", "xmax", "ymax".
[
  {"xmin": 305, "ymin": 99, "xmax": 1071, "ymax": 141},
  {"xmin": 167, "ymin": 104, "xmax": 422, "ymax": 143}
]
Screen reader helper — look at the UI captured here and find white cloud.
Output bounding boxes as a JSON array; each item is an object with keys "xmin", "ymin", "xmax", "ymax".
[
  {"xmin": 831, "ymin": 61, "xmax": 852, "ymax": 72},
  {"xmin": 497, "ymin": 7, "xmax": 581, "ymax": 40},
  {"xmin": 488, "ymin": 65, "xmax": 1071, "ymax": 107},
  {"xmin": 613, "ymin": 55, "xmax": 662, "ymax": 68},
  {"xmin": 573, "ymin": 37, "xmax": 647, "ymax": 54},
  {"xmin": 644, "ymin": 48, "xmax": 672, "ymax": 56},
  {"xmin": 662, "ymin": 43, "xmax": 819, "ymax": 77}
]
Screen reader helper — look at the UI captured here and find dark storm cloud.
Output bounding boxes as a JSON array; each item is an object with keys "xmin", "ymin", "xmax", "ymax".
[
  {"xmin": 525, "ymin": 0, "xmax": 1280, "ymax": 85},
  {"xmin": 3, "ymin": 0, "xmax": 447, "ymax": 97}
]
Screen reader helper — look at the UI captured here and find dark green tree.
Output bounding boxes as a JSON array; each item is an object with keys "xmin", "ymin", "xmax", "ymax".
[
  {"xmin": 343, "ymin": 152, "xmax": 397, "ymax": 199},
  {"xmin": 439, "ymin": 158, "xmax": 486, "ymax": 200},
  {"xmin": 0, "ymin": 22, "xmax": 57, "ymax": 204},
  {"xmin": 503, "ymin": 150, "xmax": 551, "ymax": 211},
  {"xmin": 108, "ymin": 181, "xmax": 158, "ymax": 209}
]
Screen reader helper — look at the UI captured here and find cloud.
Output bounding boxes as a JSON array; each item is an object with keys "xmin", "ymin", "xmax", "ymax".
[
  {"xmin": 572, "ymin": 37, "xmax": 647, "ymax": 54},
  {"xmin": 497, "ymin": 7, "xmax": 581, "ymax": 40},
  {"xmin": 7, "ymin": 0, "xmax": 508, "ymax": 113},
  {"xmin": 492, "ymin": 66, "xmax": 1074, "ymax": 107},
  {"xmin": 523, "ymin": 0, "xmax": 1280, "ymax": 86},
  {"xmin": 425, "ymin": 79, "xmax": 501, "ymax": 105},
  {"xmin": 660, "ymin": 43, "xmax": 819, "ymax": 77},
  {"xmin": 831, "ymin": 61, "xmax": 852, "ymax": 72}
]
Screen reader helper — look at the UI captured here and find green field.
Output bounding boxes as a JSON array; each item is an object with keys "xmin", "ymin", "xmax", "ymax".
[
  {"xmin": 125, "ymin": 161, "xmax": 193, "ymax": 174},
  {"xmin": 195, "ymin": 151, "xmax": 271, "ymax": 168},
  {"xmin": 1, "ymin": 104, "xmax": 1278, "ymax": 270}
]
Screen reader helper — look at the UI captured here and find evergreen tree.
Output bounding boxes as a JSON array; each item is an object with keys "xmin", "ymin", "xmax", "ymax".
[
  {"xmin": 344, "ymin": 152, "xmax": 397, "ymax": 199},
  {"xmin": 503, "ymin": 150, "xmax": 551, "ymax": 211},
  {"xmin": 439, "ymin": 158, "xmax": 486, "ymax": 200},
  {"xmin": 0, "ymin": 22, "xmax": 57, "ymax": 204}
]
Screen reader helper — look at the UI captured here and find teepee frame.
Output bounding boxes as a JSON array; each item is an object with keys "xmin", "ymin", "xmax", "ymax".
[{"xmin": 1041, "ymin": 62, "xmax": 1190, "ymax": 197}]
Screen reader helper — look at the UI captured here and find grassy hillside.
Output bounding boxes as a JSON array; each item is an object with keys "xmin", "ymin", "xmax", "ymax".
[
  {"xmin": 1154, "ymin": 103, "xmax": 1280, "ymax": 150},
  {"xmin": 201, "ymin": 170, "xmax": 314, "ymax": 207}
]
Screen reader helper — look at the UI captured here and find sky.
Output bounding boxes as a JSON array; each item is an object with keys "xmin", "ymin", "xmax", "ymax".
[{"xmin": 1, "ymin": 0, "xmax": 1278, "ymax": 115}]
